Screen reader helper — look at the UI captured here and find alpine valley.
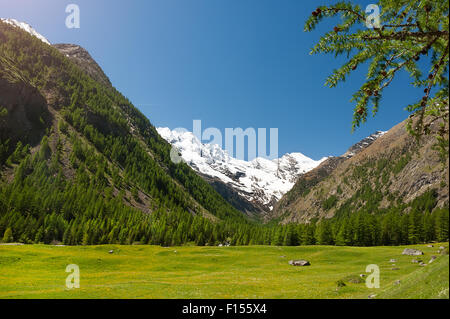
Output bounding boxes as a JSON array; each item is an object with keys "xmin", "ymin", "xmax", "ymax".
[
  {"xmin": 0, "ymin": 10, "xmax": 449, "ymax": 300},
  {"xmin": 0, "ymin": 18, "xmax": 448, "ymax": 249}
]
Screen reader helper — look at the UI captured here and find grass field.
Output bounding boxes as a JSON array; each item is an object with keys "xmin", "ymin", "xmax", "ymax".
[{"xmin": 0, "ymin": 243, "xmax": 448, "ymax": 299}]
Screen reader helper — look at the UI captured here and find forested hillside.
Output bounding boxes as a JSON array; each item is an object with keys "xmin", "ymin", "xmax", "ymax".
[{"xmin": 0, "ymin": 20, "xmax": 258, "ymax": 246}]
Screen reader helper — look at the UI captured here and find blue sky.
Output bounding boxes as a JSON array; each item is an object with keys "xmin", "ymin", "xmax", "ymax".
[{"xmin": 1, "ymin": 0, "xmax": 424, "ymax": 159}]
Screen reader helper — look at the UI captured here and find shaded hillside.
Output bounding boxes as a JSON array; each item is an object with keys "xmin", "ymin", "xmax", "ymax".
[
  {"xmin": 272, "ymin": 120, "xmax": 449, "ymax": 224},
  {"xmin": 0, "ymin": 75, "xmax": 51, "ymax": 151}
]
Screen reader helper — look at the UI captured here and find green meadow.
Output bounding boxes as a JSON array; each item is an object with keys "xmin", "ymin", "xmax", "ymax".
[{"xmin": 0, "ymin": 243, "xmax": 448, "ymax": 299}]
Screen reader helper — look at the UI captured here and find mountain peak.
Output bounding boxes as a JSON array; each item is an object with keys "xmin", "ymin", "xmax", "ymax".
[
  {"xmin": 157, "ymin": 127, "xmax": 326, "ymax": 212},
  {"xmin": 52, "ymin": 44, "xmax": 112, "ymax": 87},
  {"xmin": 342, "ymin": 130, "xmax": 387, "ymax": 158},
  {"xmin": 0, "ymin": 18, "xmax": 50, "ymax": 45}
]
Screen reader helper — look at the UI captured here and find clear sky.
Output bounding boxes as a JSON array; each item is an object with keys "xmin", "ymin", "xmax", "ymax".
[{"xmin": 1, "ymin": 0, "xmax": 424, "ymax": 159}]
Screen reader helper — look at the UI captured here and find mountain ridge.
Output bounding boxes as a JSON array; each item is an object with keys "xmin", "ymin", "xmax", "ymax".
[
  {"xmin": 52, "ymin": 44, "xmax": 112, "ymax": 88},
  {"xmin": 272, "ymin": 119, "xmax": 449, "ymax": 223}
]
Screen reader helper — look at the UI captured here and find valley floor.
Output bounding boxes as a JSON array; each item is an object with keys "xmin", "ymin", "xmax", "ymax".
[{"xmin": 0, "ymin": 244, "xmax": 448, "ymax": 299}]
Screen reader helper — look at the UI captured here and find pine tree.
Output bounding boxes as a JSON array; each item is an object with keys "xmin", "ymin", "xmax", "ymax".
[
  {"xmin": 400, "ymin": 214, "xmax": 410, "ymax": 245},
  {"xmin": 335, "ymin": 220, "xmax": 351, "ymax": 246},
  {"xmin": 2, "ymin": 227, "xmax": 13, "ymax": 243},
  {"xmin": 423, "ymin": 212, "xmax": 436, "ymax": 243},
  {"xmin": 316, "ymin": 221, "xmax": 334, "ymax": 245},
  {"xmin": 408, "ymin": 210, "xmax": 423, "ymax": 244},
  {"xmin": 34, "ymin": 227, "xmax": 44, "ymax": 243},
  {"xmin": 301, "ymin": 224, "xmax": 316, "ymax": 245},
  {"xmin": 435, "ymin": 208, "xmax": 449, "ymax": 242},
  {"xmin": 82, "ymin": 231, "xmax": 90, "ymax": 246},
  {"xmin": 283, "ymin": 225, "xmax": 298, "ymax": 246},
  {"xmin": 272, "ymin": 227, "xmax": 284, "ymax": 246}
]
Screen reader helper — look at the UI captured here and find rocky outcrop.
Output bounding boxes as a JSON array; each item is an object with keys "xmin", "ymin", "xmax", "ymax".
[
  {"xmin": 342, "ymin": 131, "xmax": 386, "ymax": 158},
  {"xmin": 53, "ymin": 44, "xmax": 112, "ymax": 88},
  {"xmin": 289, "ymin": 260, "xmax": 310, "ymax": 266},
  {"xmin": 402, "ymin": 248, "xmax": 424, "ymax": 256}
]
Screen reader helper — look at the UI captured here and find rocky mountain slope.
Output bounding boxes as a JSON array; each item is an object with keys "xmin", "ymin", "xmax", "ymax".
[
  {"xmin": 0, "ymin": 20, "xmax": 112, "ymax": 89},
  {"xmin": 52, "ymin": 44, "xmax": 112, "ymax": 88},
  {"xmin": 157, "ymin": 127, "xmax": 326, "ymax": 216},
  {"xmin": 272, "ymin": 120, "xmax": 449, "ymax": 224}
]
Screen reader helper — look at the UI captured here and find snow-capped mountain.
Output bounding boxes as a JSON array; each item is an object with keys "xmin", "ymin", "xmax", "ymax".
[
  {"xmin": 1, "ymin": 18, "xmax": 50, "ymax": 45},
  {"xmin": 157, "ymin": 127, "xmax": 327, "ymax": 212}
]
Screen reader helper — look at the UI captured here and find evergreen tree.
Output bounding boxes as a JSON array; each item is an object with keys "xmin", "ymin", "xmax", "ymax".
[
  {"xmin": 335, "ymin": 220, "xmax": 351, "ymax": 246},
  {"xmin": 2, "ymin": 227, "xmax": 13, "ymax": 243},
  {"xmin": 408, "ymin": 209, "xmax": 423, "ymax": 244},
  {"xmin": 272, "ymin": 227, "xmax": 284, "ymax": 246},
  {"xmin": 435, "ymin": 207, "xmax": 450, "ymax": 242},
  {"xmin": 316, "ymin": 221, "xmax": 334, "ymax": 245}
]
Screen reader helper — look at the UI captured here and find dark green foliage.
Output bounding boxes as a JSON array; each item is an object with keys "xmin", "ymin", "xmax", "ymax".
[
  {"xmin": 336, "ymin": 280, "xmax": 346, "ymax": 288},
  {"xmin": 266, "ymin": 190, "xmax": 448, "ymax": 247},
  {"xmin": 2, "ymin": 227, "xmax": 13, "ymax": 243},
  {"xmin": 0, "ymin": 106, "xmax": 7, "ymax": 117},
  {"xmin": 323, "ymin": 195, "xmax": 338, "ymax": 210},
  {"xmin": 316, "ymin": 220, "xmax": 334, "ymax": 245},
  {"xmin": 342, "ymin": 274, "xmax": 364, "ymax": 284},
  {"xmin": 0, "ymin": 139, "xmax": 8, "ymax": 165},
  {"xmin": 392, "ymin": 154, "xmax": 411, "ymax": 175}
]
